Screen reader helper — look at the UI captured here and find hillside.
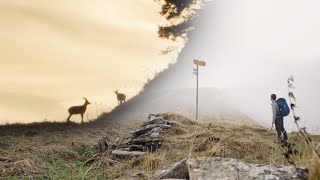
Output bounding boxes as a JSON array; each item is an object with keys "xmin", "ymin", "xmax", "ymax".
[
  {"xmin": 0, "ymin": 113, "xmax": 319, "ymax": 179},
  {"xmin": 97, "ymin": 87, "xmax": 252, "ymax": 124}
]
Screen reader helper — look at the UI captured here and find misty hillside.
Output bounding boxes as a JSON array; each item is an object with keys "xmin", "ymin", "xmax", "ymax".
[
  {"xmin": 93, "ymin": 9, "xmax": 260, "ymax": 125},
  {"xmin": 97, "ymin": 2, "xmax": 253, "ymax": 125},
  {"xmin": 110, "ymin": 1, "xmax": 320, "ymax": 133},
  {"xmin": 98, "ymin": 87, "xmax": 252, "ymax": 124}
]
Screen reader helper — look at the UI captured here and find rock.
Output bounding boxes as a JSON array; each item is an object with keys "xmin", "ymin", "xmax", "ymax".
[
  {"xmin": 114, "ymin": 137, "xmax": 120, "ymax": 144},
  {"xmin": 144, "ymin": 118, "xmax": 166, "ymax": 126},
  {"xmin": 146, "ymin": 124, "xmax": 171, "ymax": 129},
  {"xmin": 142, "ymin": 127, "xmax": 164, "ymax": 138},
  {"xmin": 114, "ymin": 137, "xmax": 133, "ymax": 149},
  {"xmin": 131, "ymin": 138, "xmax": 161, "ymax": 146},
  {"xmin": 111, "ymin": 150, "xmax": 147, "ymax": 157},
  {"xmin": 130, "ymin": 127, "xmax": 153, "ymax": 138},
  {"xmin": 165, "ymin": 120, "xmax": 186, "ymax": 127},
  {"xmin": 146, "ymin": 127, "xmax": 164, "ymax": 135},
  {"xmin": 130, "ymin": 124, "xmax": 168, "ymax": 139},
  {"xmin": 98, "ymin": 113, "xmax": 173, "ymax": 156},
  {"xmin": 131, "ymin": 138, "xmax": 162, "ymax": 151},
  {"xmin": 129, "ymin": 144, "xmax": 145, "ymax": 151},
  {"xmin": 150, "ymin": 127, "xmax": 164, "ymax": 133},
  {"xmin": 187, "ymin": 157, "xmax": 306, "ymax": 180},
  {"xmin": 121, "ymin": 138, "xmax": 132, "ymax": 145},
  {"xmin": 153, "ymin": 158, "xmax": 189, "ymax": 180},
  {"xmin": 148, "ymin": 114, "xmax": 166, "ymax": 121},
  {"xmin": 150, "ymin": 132, "xmax": 161, "ymax": 138},
  {"xmin": 97, "ymin": 136, "xmax": 113, "ymax": 153}
]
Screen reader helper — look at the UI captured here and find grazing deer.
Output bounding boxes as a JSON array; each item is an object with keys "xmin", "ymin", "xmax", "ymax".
[
  {"xmin": 67, "ymin": 98, "xmax": 91, "ymax": 123},
  {"xmin": 114, "ymin": 90, "xmax": 126, "ymax": 105}
]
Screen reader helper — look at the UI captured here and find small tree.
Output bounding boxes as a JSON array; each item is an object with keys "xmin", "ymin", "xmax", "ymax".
[{"xmin": 155, "ymin": 0, "xmax": 204, "ymax": 41}]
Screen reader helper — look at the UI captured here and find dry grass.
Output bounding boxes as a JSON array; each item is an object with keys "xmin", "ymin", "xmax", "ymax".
[
  {"xmin": 0, "ymin": 120, "xmax": 142, "ymax": 179},
  {"xmin": 161, "ymin": 115, "xmax": 278, "ymax": 164},
  {"xmin": 0, "ymin": 113, "xmax": 319, "ymax": 179},
  {"xmin": 309, "ymin": 159, "xmax": 320, "ymax": 180}
]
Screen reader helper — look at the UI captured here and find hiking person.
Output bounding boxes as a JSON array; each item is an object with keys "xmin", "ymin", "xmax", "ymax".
[{"xmin": 271, "ymin": 94, "xmax": 289, "ymax": 144}]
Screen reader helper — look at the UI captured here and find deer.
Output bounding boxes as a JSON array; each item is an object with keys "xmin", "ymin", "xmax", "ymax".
[
  {"xmin": 67, "ymin": 98, "xmax": 91, "ymax": 123},
  {"xmin": 114, "ymin": 90, "xmax": 126, "ymax": 105}
]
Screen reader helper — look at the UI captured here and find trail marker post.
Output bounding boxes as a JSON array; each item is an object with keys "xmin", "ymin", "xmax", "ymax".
[{"xmin": 193, "ymin": 59, "xmax": 206, "ymax": 120}]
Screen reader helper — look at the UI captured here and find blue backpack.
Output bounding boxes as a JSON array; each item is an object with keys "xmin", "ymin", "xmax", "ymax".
[{"xmin": 276, "ymin": 98, "xmax": 290, "ymax": 117}]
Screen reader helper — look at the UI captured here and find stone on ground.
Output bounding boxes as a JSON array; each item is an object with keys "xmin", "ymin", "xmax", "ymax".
[
  {"xmin": 153, "ymin": 158, "xmax": 189, "ymax": 180},
  {"xmin": 187, "ymin": 157, "xmax": 306, "ymax": 180},
  {"xmin": 111, "ymin": 150, "xmax": 147, "ymax": 157}
]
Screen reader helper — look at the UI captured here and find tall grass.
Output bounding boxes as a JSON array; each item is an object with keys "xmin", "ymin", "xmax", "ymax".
[{"xmin": 287, "ymin": 76, "xmax": 320, "ymax": 179}]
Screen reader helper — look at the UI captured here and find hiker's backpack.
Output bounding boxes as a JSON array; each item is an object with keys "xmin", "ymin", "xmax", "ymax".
[{"xmin": 276, "ymin": 98, "xmax": 290, "ymax": 117}]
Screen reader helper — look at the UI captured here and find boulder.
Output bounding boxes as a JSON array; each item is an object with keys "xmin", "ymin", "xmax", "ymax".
[
  {"xmin": 187, "ymin": 157, "xmax": 307, "ymax": 180},
  {"xmin": 153, "ymin": 158, "xmax": 189, "ymax": 180}
]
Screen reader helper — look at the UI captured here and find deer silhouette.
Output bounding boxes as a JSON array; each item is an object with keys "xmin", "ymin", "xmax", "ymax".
[
  {"xmin": 114, "ymin": 90, "xmax": 126, "ymax": 105},
  {"xmin": 67, "ymin": 98, "xmax": 91, "ymax": 123}
]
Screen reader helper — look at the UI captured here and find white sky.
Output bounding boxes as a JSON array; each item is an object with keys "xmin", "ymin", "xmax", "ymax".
[{"xmin": 193, "ymin": 0, "xmax": 320, "ymax": 133}]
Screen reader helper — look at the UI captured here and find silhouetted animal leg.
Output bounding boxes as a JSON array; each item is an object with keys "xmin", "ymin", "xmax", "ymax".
[
  {"xmin": 81, "ymin": 114, "xmax": 84, "ymax": 123},
  {"xmin": 67, "ymin": 114, "xmax": 72, "ymax": 122}
]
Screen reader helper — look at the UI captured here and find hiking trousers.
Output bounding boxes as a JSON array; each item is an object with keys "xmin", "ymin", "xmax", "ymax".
[{"xmin": 275, "ymin": 116, "xmax": 288, "ymax": 142}]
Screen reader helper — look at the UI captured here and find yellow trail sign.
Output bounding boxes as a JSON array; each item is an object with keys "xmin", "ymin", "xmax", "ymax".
[{"xmin": 193, "ymin": 59, "xmax": 206, "ymax": 66}]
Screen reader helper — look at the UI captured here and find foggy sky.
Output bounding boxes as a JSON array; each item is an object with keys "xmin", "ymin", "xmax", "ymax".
[{"xmin": 193, "ymin": 0, "xmax": 320, "ymax": 133}]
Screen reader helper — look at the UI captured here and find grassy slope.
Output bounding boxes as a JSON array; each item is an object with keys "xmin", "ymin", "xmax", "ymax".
[{"xmin": 0, "ymin": 114, "xmax": 319, "ymax": 179}]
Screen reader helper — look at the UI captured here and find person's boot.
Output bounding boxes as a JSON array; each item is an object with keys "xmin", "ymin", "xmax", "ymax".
[
  {"xmin": 273, "ymin": 140, "xmax": 282, "ymax": 144},
  {"xmin": 282, "ymin": 140, "xmax": 289, "ymax": 147}
]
